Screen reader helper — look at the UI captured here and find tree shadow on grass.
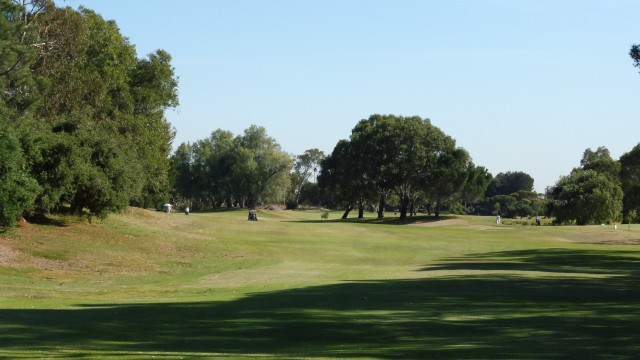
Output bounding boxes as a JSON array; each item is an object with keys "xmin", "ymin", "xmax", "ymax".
[
  {"xmin": 1, "ymin": 249, "xmax": 640, "ymax": 358},
  {"xmin": 23, "ymin": 213, "xmax": 69, "ymax": 227},
  {"xmin": 294, "ymin": 215, "xmax": 458, "ymax": 225}
]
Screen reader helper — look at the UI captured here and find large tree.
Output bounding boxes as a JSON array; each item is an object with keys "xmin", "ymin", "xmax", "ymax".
[
  {"xmin": 234, "ymin": 126, "xmax": 292, "ymax": 209},
  {"xmin": 580, "ymin": 146, "xmax": 620, "ymax": 182},
  {"xmin": 291, "ymin": 148, "xmax": 324, "ymax": 206},
  {"xmin": 619, "ymin": 143, "xmax": 640, "ymax": 222},
  {"xmin": 330, "ymin": 114, "xmax": 470, "ymax": 220},
  {"xmin": 0, "ymin": 1, "xmax": 179, "ymax": 223},
  {"xmin": 550, "ymin": 169, "xmax": 622, "ymax": 225}
]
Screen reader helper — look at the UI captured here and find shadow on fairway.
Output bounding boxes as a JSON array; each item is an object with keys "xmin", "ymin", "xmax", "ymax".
[
  {"xmin": 294, "ymin": 215, "xmax": 458, "ymax": 225},
  {"xmin": 1, "ymin": 249, "xmax": 639, "ymax": 358}
]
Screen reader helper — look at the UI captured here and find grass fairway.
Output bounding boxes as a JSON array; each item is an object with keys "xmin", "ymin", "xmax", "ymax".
[{"xmin": 1, "ymin": 208, "xmax": 640, "ymax": 359}]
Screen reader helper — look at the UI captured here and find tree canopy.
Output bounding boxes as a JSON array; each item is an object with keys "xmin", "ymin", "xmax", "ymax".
[
  {"xmin": 319, "ymin": 114, "xmax": 478, "ymax": 220},
  {"xmin": 549, "ymin": 147, "xmax": 623, "ymax": 225},
  {"xmin": 170, "ymin": 126, "xmax": 292, "ymax": 210},
  {"xmin": 0, "ymin": 0, "xmax": 179, "ymax": 226}
]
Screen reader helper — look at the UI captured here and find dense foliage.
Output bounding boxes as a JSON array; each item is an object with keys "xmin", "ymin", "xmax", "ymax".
[
  {"xmin": 170, "ymin": 126, "xmax": 292, "ymax": 210},
  {"xmin": 0, "ymin": 0, "xmax": 178, "ymax": 226},
  {"xmin": 319, "ymin": 114, "xmax": 480, "ymax": 220},
  {"xmin": 549, "ymin": 147, "xmax": 623, "ymax": 225}
]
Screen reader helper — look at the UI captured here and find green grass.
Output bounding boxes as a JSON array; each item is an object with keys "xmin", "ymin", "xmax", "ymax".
[{"xmin": 1, "ymin": 208, "xmax": 639, "ymax": 359}]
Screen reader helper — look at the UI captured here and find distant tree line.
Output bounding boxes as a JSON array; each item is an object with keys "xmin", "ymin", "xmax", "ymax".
[
  {"xmin": 0, "ymin": 0, "xmax": 178, "ymax": 227},
  {"xmin": 3, "ymin": 3, "xmax": 640, "ymax": 229}
]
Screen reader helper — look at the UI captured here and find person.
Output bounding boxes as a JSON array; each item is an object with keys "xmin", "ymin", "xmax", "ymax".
[
  {"xmin": 496, "ymin": 214, "xmax": 501, "ymax": 224},
  {"xmin": 185, "ymin": 206, "xmax": 190, "ymax": 215},
  {"xmin": 535, "ymin": 216, "xmax": 540, "ymax": 226}
]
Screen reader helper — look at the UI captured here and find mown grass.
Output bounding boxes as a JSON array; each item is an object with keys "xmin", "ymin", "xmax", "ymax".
[{"xmin": 1, "ymin": 208, "xmax": 639, "ymax": 359}]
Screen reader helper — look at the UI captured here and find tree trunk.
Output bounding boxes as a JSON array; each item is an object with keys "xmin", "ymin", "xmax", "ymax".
[
  {"xmin": 435, "ymin": 199, "xmax": 441, "ymax": 217},
  {"xmin": 341, "ymin": 205, "xmax": 353, "ymax": 219},
  {"xmin": 377, "ymin": 194, "xmax": 386, "ymax": 219},
  {"xmin": 247, "ymin": 198, "xmax": 257, "ymax": 209},
  {"xmin": 399, "ymin": 195, "xmax": 409, "ymax": 221}
]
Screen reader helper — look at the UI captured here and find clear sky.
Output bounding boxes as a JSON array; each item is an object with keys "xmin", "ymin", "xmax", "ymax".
[{"xmin": 70, "ymin": 0, "xmax": 640, "ymax": 193}]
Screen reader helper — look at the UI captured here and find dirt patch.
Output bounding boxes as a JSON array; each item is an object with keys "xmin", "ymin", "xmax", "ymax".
[{"xmin": 0, "ymin": 243, "xmax": 21, "ymax": 267}]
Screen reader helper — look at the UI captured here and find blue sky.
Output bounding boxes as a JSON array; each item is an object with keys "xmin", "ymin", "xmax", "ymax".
[{"xmin": 71, "ymin": 0, "xmax": 640, "ymax": 192}]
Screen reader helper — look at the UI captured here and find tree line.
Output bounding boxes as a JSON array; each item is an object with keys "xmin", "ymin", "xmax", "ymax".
[{"xmin": 2, "ymin": 1, "xmax": 640, "ymax": 227}]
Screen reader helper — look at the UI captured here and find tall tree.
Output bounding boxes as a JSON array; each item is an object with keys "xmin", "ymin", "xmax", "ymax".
[
  {"xmin": 461, "ymin": 165, "xmax": 491, "ymax": 211},
  {"xmin": 580, "ymin": 146, "xmax": 620, "ymax": 182},
  {"xmin": 0, "ymin": 2, "xmax": 180, "ymax": 223},
  {"xmin": 234, "ymin": 126, "xmax": 292, "ymax": 209},
  {"xmin": 619, "ymin": 143, "xmax": 640, "ymax": 222},
  {"xmin": 426, "ymin": 147, "xmax": 471, "ymax": 217},
  {"xmin": 291, "ymin": 148, "xmax": 324, "ymax": 205}
]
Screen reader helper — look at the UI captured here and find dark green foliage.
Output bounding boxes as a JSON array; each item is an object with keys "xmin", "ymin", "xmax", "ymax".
[
  {"xmin": 485, "ymin": 171, "xmax": 534, "ymax": 198},
  {"xmin": 0, "ymin": 121, "xmax": 40, "ymax": 227},
  {"xmin": 320, "ymin": 114, "xmax": 477, "ymax": 220},
  {"xmin": 630, "ymin": 43, "xmax": 640, "ymax": 71},
  {"xmin": 549, "ymin": 146, "xmax": 623, "ymax": 225},
  {"xmin": 170, "ymin": 126, "xmax": 292, "ymax": 210},
  {"xmin": 0, "ymin": 1, "xmax": 179, "ymax": 225},
  {"xmin": 618, "ymin": 143, "xmax": 640, "ymax": 222},
  {"xmin": 550, "ymin": 169, "xmax": 622, "ymax": 225}
]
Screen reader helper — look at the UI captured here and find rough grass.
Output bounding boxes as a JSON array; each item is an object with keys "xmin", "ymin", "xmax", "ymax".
[{"xmin": 1, "ymin": 208, "xmax": 639, "ymax": 359}]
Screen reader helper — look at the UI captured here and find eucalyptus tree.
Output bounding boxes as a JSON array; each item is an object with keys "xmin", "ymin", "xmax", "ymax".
[
  {"xmin": 233, "ymin": 125, "xmax": 292, "ymax": 209},
  {"xmin": 291, "ymin": 148, "xmax": 324, "ymax": 206}
]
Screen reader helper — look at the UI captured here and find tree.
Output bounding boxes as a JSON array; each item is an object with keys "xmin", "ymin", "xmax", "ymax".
[
  {"xmin": 550, "ymin": 169, "xmax": 622, "ymax": 225},
  {"xmin": 461, "ymin": 165, "xmax": 491, "ymax": 211},
  {"xmin": 349, "ymin": 114, "xmax": 453, "ymax": 220},
  {"xmin": 318, "ymin": 139, "xmax": 373, "ymax": 219},
  {"xmin": 0, "ymin": 2, "xmax": 180, "ymax": 223},
  {"xmin": 580, "ymin": 146, "xmax": 620, "ymax": 182},
  {"xmin": 630, "ymin": 43, "xmax": 640, "ymax": 71},
  {"xmin": 0, "ymin": 120, "xmax": 40, "ymax": 227},
  {"xmin": 619, "ymin": 143, "xmax": 640, "ymax": 222},
  {"xmin": 425, "ymin": 147, "xmax": 470, "ymax": 217},
  {"xmin": 291, "ymin": 148, "xmax": 324, "ymax": 206},
  {"xmin": 485, "ymin": 171, "xmax": 534, "ymax": 198}
]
